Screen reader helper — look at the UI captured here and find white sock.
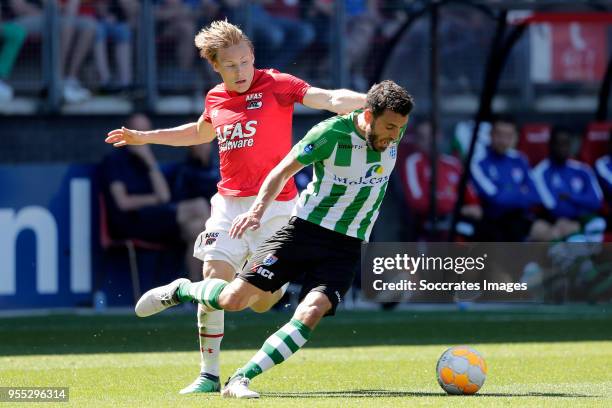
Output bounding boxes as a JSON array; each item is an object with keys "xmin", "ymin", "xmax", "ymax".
[{"xmin": 198, "ymin": 305, "xmax": 224, "ymax": 377}]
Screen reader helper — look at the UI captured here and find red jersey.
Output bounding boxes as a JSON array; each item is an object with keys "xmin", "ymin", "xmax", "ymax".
[
  {"xmin": 402, "ymin": 151, "xmax": 479, "ymax": 216},
  {"xmin": 202, "ymin": 69, "xmax": 310, "ymax": 200}
]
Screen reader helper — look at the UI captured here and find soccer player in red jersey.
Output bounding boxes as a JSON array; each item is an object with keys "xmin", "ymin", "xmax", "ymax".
[{"xmin": 105, "ymin": 20, "xmax": 366, "ymax": 394}]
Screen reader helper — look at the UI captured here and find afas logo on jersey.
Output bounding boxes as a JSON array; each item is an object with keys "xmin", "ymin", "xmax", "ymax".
[
  {"xmin": 246, "ymin": 93, "xmax": 262, "ymax": 101},
  {"xmin": 216, "ymin": 120, "xmax": 258, "ymax": 152}
]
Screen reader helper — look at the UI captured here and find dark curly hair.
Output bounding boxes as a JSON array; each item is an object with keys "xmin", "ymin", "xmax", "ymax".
[{"xmin": 365, "ymin": 80, "xmax": 414, "ymax": 118}]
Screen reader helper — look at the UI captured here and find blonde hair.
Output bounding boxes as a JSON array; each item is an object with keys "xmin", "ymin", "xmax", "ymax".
[{"xmin": 194, "ymin": 20, "xmax": 254, "ymax": 64}]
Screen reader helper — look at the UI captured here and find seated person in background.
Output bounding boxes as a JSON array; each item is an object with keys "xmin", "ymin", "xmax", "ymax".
[
  {"xmin": 220, "ymin": 0, "xmax": 314, "ymax": 72},
  {"xmin": 93, "ymin": 0, "xmax": 139, "ymax": 92},
  {"xmin": 530, "ymin": 127, "xmax": 604, "ymax": 241},
  {"xmin": 595, "ymin": 134, "xmax": 612, "ymax": 236},
  {"xmin": 470, "ymin": 116, "xmax": 540, "ymax": 241},
  {"xmin": 154, "ymin": 0, "xmax": 197, "ymax": 74},
  {"xmin": 261, "ymin": 0, "xmax": 315, "ymax": 72},
  {"xmin": 101, "ymin": 113, "xmax": 209, "ymax": 281},
  {"xmin": 10, "ymin": 0, "xmax": 96, "ymax": 103},
  {"xmin": 172, "ymin": 143, "xmax": 219, "ymax": 202},
  {"xmin": 402, "ymin": 120, "xmax": 481, "ymax": 240},
  {"xmin": 344, "ymin": 0, "xmax": 380, "ymax": 91},
  {"xmin": 595, "ymin": 133, "xmax": 612, "ymax": 211}
]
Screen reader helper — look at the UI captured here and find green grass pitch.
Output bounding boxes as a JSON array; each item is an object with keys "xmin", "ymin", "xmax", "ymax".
[{"xmin": 1, "ymin": 306, "xmax": 611, "ymax": 407}]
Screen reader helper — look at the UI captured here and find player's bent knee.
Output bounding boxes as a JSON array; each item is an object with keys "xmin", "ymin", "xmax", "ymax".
[
  {"xmin": 250, "ymin": 287, "xmax": 284, "ymax": 313},
  {"xmin": 294, "ymin": 292, "xmax": 332, "ymax": 328},
  {"xmin": 218, "ymin": 289, "xmax": 250, "ymax": 311},
  {"xmin": 218, "ymin": 279, "xmax": 261, "ymax": 312}
]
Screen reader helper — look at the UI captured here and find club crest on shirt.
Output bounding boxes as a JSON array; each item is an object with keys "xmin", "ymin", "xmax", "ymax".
[{"xmin": 389, "ymin": 145, "xmax": 397, "ymax": 159}]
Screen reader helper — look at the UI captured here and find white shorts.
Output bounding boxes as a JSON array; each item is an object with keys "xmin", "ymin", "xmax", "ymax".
[{"xmin": 193, "ymin": 193, "xmax": 297, "ymax": 271}]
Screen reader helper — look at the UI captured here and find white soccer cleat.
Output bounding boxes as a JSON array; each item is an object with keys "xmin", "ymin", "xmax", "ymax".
[
  {"xmin": 135, "ymin": 278, "xmax": 189, "ymax": 317},
  {"xmin": 221, "ymin": 375, "xmax": 260, "ymax": 399}
]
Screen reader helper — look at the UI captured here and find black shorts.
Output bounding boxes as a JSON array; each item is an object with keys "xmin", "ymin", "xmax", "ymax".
[{"xmin": 238, "ymin": 217, "xmax": 362, "ymax": 316}]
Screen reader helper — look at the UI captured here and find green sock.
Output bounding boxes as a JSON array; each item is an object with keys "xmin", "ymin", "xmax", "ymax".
[
  {"xmin": 177, "ymin": 278, "xmax": 227, "ymax": 310},
  {"xmin": 236, "ymin": 318, "xmax": 312, "ymax": 380}
]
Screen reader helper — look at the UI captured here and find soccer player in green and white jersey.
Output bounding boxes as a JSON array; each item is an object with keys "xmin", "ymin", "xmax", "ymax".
[{"xmin": 134, "ymin": 80, "xmax": 414, "ymax": 398}]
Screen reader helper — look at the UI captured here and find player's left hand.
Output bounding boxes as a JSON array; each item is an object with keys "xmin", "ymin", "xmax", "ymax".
[{"xmin": 230, "ymin": 212, "xmax": 261, "ymax": 239}]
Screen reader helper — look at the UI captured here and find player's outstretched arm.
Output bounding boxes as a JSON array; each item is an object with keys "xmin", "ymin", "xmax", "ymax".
[
  {"xmin": 230, "ymin": 153, "xmax": 304, "ymax": 239},
  {"xmin": 302, "ymin": 87, "xmax": 366, "ymax": 115},
  {"xmin": 105, "ymin": 116, "xmax": 215, "ymax": 147}
]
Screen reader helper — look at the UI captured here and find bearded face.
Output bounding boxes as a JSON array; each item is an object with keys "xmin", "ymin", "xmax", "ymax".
[{"xmin": 366, "ymin": 117, "xmax": 396, "ymax": 152}]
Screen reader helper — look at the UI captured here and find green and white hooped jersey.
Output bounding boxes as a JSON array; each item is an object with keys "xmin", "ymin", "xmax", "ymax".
[{"xmin": 292, "ymin": 110, "xmax": 404, "ymax": 241}]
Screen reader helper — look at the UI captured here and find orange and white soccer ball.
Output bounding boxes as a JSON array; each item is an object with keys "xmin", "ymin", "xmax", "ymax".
[{"xmin": 436, "ymin": 346, "xmax": 487, "ymax": 395}]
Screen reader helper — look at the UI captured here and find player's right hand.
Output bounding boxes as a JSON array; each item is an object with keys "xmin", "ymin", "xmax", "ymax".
[
  {"xmin": 229, "ymin": 212, "xmax": 261, "ymax": 239},
  {"xmin": 105, "ymin": 127, "xmax": 146, "ymax": 147}
]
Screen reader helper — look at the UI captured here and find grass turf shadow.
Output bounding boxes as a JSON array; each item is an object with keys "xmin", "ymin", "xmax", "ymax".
[{"xmin": 264, "ymin": 389, "xmax": 598, "ymax": 399}]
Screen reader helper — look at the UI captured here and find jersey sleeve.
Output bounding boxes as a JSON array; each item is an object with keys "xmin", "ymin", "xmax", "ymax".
[
  {"xmin": 292, "ymin": 121, "xmax": 337, "ymax": 166},
  {"xmin": 201, "ymin": 93, "xmax": 213, "ymax": 123},
  {"xmin": 272, "ymin": 72, "xmax": 311, "ymax": 106}
]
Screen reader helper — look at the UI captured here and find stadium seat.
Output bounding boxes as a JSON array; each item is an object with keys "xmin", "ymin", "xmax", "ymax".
[
  {"xmin": 579, "ymin": 122, "xmax": 612, "ymax": 166},
  {"xmin": 517, "ymin": 123, "xmax": 551, "ymax": 166},
  {"xmin": 97, "ymin": 194, "xmax": 168, "ymax": 304}
]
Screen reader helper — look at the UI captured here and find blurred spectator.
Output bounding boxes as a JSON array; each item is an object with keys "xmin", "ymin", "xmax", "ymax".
[
  {"xmin": 222, "ymin": 0, "xmax": 315, "ymax": 72},
  {"xmin": 155, "ymin": 0, "xmax": 197, "ymax": 74},
  {"xmin": 401, "ymin": 120, "xmax": 482, "ymax": 240},
  {"xmin": 9, "ymin": 0, "xmax": 96, "ymax": 102},
  {"xmin": 595, "ymin": 135, "xmax": 612, "ymax": 236},
  {"xmin": 438, "ymin": 7, "xmax": 488, "ymax": 90},
  {"xmin": 377, "ymin": 0, "xmax": 408, "ymax": 39},
  {"xmin": 100, "ymin": 113, "xmax": 210, "ymax": 281},
  {"xmin": 470, "ymin": 117, "xmax": 540, "ymax": 241},
  {"xmin": 344, "ymin": 0, "xmax": 380, "ymax": 90},
  {"xmin": 261, "ymin": 0, "xmax": 315, "ymax": 71},
  {"xmin": 191, "ymin": 0, "xmax": 220, "ymax": 26},
  {"xmin": 93, "ymin": 0, "xmax": 138, "ymax": 92},
  {"xmin": 595, "ymin": 134, "xmax": 612, "ymax": 204},
  {"xmin": 304, "ymin": 0, "xmax": 332, "ymax": 74},
  {"xmin": 530, "ymin": 127, "xmax": 603, "ymax": 241},
  {"xmin": 450, "ymin": 119, "xmax": 492, "ymax": 160},
  {"xmin": 0, "ymin": 2, "xmax": 27, "ymax": 101},
  {"xmin": 172, "ymin": 143, "xmax": 219, "ymax": 202}
]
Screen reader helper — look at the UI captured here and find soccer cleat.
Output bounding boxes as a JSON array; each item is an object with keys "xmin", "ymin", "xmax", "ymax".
[
  {"xmin": 221, "ymin": 374, "xmax": 259, "ymax": 399},
  {"xmin": 179, "ymin": 374, "xmax": 220, "ymax": 394},
  {"xmin": 135, "ymin": 278, "xmax": 189, "ymax": 317}
]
